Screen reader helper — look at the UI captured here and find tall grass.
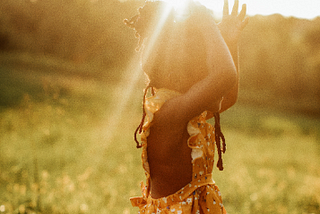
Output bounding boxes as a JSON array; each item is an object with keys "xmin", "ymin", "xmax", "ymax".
[
  {"xmin": 215, "ymin": 106, "xmax": 320, "ymax": 213},
  {"xmin": 0, "ymin": 56, "xmax": 319, "ymax": 213}
]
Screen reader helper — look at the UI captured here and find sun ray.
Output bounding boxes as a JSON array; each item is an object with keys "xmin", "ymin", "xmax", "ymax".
[
  {"xmin": 140, "ymin": 3, "xmax": 174, "ymax": 68},
  {"xmin": 100, "ymin": 2, "xmax": 174, "ymax": 148},
  {"xmin": 171, "ymin": 0, "xmax": 189, "ymax": 11}
]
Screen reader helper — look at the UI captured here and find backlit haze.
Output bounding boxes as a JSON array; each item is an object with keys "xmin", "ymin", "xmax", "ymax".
[
  {"xmin": 198, "ymin": 0, "xmax": 320, "ymax": 19},
  {"xmin": 130, "ymin": 0, "xmax": 320, "ymax": 19}
]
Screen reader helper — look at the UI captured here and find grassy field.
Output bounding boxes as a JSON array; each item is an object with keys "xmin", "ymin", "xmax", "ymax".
[{"xmin": 0, "ymin": 53, "xmax": 320, "ymax": 214}]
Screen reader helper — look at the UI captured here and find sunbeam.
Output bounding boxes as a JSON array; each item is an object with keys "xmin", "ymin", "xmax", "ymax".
[
  {"xmin": 102, "ymin": 2, "xmax": 174, "ymax": 147},
  {"xmin": 170, "ymin": 0, "xmax": 191, "ymax": 12},
  {"xmin": 140, "ymin": 3, "xmax": 174, "ymax": 67}
]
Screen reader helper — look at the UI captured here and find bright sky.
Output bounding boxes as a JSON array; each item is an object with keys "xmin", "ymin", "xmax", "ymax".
[{"xmin": 198, "ymin": 0, "xmax": 320, "ymax": 19}]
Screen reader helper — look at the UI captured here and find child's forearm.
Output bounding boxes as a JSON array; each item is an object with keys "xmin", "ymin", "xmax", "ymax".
[
  {"xmin": 225, "ymin": 42, "xmax": 239, "ymax": 71},
  {"xmin": 219, "ymin": 43, "xmax": 240, "ymax": 113},
  {"xmin": 228, "ymin": 42, "xmax": 239, "ymax": 86}
]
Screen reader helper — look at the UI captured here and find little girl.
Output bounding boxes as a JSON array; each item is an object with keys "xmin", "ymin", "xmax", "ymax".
[{"xmin": 124, "ymin": 0, "xmax": 248, "ymax": 213}]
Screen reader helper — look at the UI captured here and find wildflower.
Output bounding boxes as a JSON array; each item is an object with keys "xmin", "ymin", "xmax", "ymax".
[
  {"xmin": 80, "ymin": 204, "xmax": 88, "ymax": 213},
  {"xmin": 0, "ymin": 205, "xmax": 5, "ymax": 212}
]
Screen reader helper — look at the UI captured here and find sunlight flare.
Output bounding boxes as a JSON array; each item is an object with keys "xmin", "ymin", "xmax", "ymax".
[
  {"xmin": 170, "ymin": 0, "xmax": 190, "ymax": 13},
  {"xmin": 140, "ymin": 3, "xmax": 173, "ymax": 69},
  {"xmin": 103, "ymin": 2, "xmax": 174, "ymax": 145}
]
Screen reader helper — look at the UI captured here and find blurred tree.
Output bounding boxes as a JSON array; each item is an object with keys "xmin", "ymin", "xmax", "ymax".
[{"xmin": 0, "ymin": 0, "xmax": 142, "ymax": 67}]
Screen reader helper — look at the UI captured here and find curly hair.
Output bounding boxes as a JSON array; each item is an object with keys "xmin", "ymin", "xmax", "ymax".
[{"xmin": 124, "ymin": 1, "xmax": 174, "ymax": 52}]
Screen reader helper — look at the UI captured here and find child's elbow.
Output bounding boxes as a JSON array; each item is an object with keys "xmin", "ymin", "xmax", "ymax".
[{"xmin": 219, "ymin": 87, "xmax": 238, "ymax": 113}]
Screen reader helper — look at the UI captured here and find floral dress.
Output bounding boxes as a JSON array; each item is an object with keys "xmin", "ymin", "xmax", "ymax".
[{"xmin": 130, "ymin": 88, "xmax": 227, "ymax": 214}]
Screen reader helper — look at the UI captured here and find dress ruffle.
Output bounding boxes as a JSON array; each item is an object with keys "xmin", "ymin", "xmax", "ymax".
[{"xmin": 130, "ymin": 88, "xmax": 226, "ymax": 214}]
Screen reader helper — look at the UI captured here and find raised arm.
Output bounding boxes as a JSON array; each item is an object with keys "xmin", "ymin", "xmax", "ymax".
[
  {"xmin": 156, "ymin": 8, "xmax": 237, "ymax": 124},
  {"xmin": 218, "ymin": 0, "xmax": 249, "ymax": 112}
]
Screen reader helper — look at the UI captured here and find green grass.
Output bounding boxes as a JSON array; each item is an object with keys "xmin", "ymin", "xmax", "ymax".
[{"xmin": 0, "ymin": 54, "xmax": 319, "ymax": 214}]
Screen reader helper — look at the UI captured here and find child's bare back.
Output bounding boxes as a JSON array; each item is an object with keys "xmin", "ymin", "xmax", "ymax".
[{"xmin": 147, "ymin": 95, "xmax": 222, "ymax": 198}]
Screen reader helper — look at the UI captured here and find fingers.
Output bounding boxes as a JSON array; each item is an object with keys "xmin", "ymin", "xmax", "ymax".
[
  {"xmin": 223, "ymin": 0, "xmax": 229, "ymax": 17},
  {"xmin": 238, "ymin": 4, "xmax": 247, "ymax": 21},
  {"xmin": 231, "ymin": 0, "xmax": 239, "ymax": 16},
  {"xmin": 241, "ymin": 17, "xmax": 249, "ymax": 30},
  {"xmin": 223, "ymin": 0, "xmax": 247, "ymax": 22}
]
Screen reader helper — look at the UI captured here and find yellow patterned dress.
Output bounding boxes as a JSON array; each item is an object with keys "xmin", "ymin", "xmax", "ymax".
[{"xmin": 130, "ymin": 88, "xmax": 227, "ymax": 214}]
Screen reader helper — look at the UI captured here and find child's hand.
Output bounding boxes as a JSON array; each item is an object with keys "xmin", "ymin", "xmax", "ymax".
[{"xmin": 218, "ymin": 0, "xmax": 249, "ymax": 45}]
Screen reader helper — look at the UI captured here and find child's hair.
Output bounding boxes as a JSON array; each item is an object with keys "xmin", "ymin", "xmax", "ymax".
[
  {"xmin": 124, "ymin": 1, "xmax": 226, "ymax": 171},
  {"xmin": 123, "ymin": 1, "xmax": 173, "ymax": 52}
]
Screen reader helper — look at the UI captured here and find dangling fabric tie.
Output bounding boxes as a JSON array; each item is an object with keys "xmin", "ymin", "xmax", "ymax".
[
  {"xmin": 134, "ymin": 86, "xmax": 155, "ymax": 148},
  {"xmin": 214, "ymin": 112, "xmax": 226, "ymax": 171}
]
